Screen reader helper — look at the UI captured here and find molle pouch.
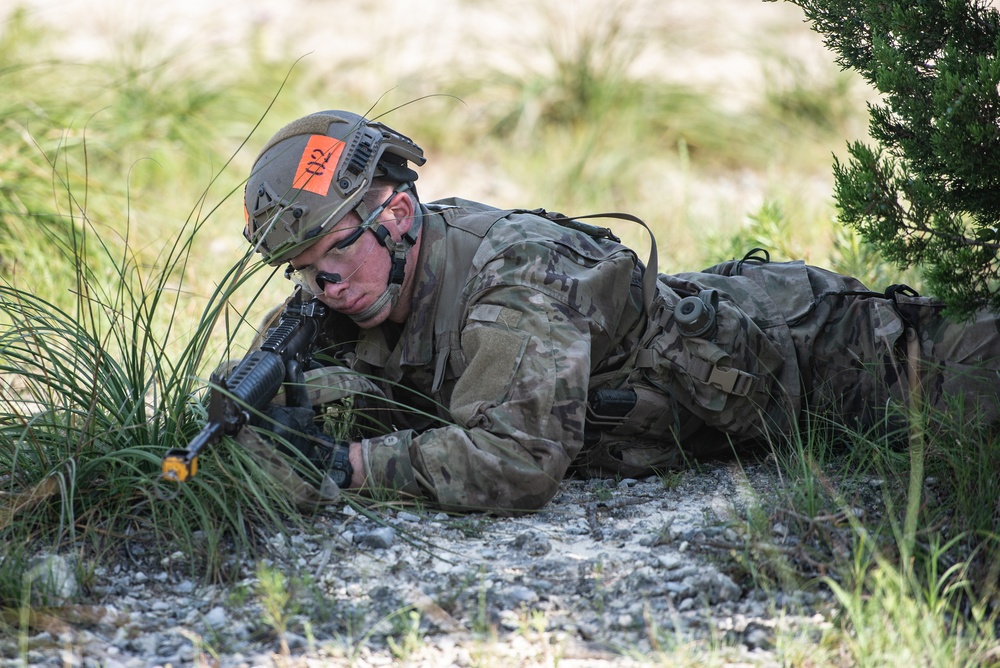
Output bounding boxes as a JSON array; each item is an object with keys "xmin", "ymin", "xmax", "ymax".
[
  {"xmin": 585, "ymin": 385, "xmax": 697, "ymax": 443},
  {"xmin": 634, "ymin": 273, "xmax": 800, "ymax": 443},
  {"xmin": 581, "ymin": 382, "xmax": 706, "ymax": 476}
]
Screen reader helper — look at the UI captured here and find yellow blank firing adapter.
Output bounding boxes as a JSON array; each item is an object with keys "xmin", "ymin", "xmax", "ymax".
[{"xmin": 162, "ymin": 450, "xmax": 198, "ymax": 482}]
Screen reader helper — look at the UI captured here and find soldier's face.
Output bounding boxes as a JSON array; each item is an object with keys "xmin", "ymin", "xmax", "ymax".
[
  {"xmin": 285, "ymin": 192, "xmax": 416, "ymax": 327},
  {"xmin": 284, "ymin": 211, "xmax": 378, "ymax": 294}
]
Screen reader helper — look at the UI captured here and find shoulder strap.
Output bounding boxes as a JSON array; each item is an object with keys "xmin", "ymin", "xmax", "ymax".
[{"xmin": 431, "ymin": 206, "xmax": 519, "ymax": 391}]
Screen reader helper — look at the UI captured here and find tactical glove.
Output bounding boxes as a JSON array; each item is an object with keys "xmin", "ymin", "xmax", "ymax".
[{"xmin": 257, "ymin": 405, "xmax": 353, "ymax": 488}]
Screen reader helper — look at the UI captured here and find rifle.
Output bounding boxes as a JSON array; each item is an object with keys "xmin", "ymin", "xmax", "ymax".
[{"xmin": 162, "ymin": 296, "xmax": 329, "ymax": 482}]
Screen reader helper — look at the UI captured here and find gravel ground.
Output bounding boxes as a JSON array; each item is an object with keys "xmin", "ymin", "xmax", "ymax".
[{"xmin": 3, "ymin": 458, "xmax": 871, "ymax": 667}]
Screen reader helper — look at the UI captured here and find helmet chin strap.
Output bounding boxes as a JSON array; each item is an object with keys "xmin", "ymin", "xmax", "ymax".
[
  {"xmin": 346, "ymin": 186, "xmax": 422, "ymax": 324},
  {"xmin": 349, "ymin": 282, "xmax": 401, "ymax": 324}
]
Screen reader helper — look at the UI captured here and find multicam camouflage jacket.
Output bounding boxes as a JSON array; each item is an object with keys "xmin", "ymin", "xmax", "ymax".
[{"xmin": 256, "ymin": 198, "xmax": 1000, "ymax": 514}]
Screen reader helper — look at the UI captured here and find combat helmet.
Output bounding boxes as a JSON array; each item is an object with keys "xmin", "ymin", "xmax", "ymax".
[{"xmin": 244, "ymin": 110, "xmax": 426, "ymax": 266}]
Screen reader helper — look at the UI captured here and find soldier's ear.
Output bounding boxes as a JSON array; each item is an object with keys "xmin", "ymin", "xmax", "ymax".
[{"xmin": 387, "ymin": 191, "xmax": 416, "ymax": 235}]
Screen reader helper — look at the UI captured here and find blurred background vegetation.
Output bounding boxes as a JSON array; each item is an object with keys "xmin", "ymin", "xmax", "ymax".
[{"xmin": 0, "ymin": 0, "xmax": 907, "ymax": 360}]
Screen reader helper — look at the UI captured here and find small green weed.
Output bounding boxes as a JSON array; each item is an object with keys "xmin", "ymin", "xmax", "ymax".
[
  {"xmin": 660, "ymin": 470, "xmax": 685, "ymax": 491},
  {"xmin": 255, "ymin": 563, "xmax": 297, "ymax": 657},
  {"xmin": 387, "ymin": 609, "xmax": 424, "ymax": 661}
]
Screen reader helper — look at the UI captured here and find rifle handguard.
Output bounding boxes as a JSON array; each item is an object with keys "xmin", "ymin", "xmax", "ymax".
[{"xmin": 161, "ymin": 296, "xmax": 329, "ymax": 483}]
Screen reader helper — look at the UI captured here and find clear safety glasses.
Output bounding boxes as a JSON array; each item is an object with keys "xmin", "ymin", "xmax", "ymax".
[
  {"xmin": 283, "ymin": 225, "xmax": 370, "ymax": 294},
  {"xmin": 283, "ymin": 190, "xmax": 398, "ymax": 295}
]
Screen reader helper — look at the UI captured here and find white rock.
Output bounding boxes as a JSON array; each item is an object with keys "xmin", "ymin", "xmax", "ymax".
[{"xmin": 203, "ymin": 606, "xmax": 228, "ymax": 628}]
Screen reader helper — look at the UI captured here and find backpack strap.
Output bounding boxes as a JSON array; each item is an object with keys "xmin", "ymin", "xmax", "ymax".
[{"xmin": 429, "ymin": 205, "xmax": 520, "ymax": 392}]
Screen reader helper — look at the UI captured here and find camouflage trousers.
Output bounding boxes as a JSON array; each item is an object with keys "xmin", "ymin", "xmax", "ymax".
[
  {"xmin": 577, "ymin": 260, "xmax": 1000, "ymax": 477},
  {"xmin": 804, "ymin": 286, "xmax": 1000, "ymax": 436}
]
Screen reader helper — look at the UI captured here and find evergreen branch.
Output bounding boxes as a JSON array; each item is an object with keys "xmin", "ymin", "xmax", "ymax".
[{"xmin": 786, "ymin": 0, "xmax": 1000, "ymax": 315}]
